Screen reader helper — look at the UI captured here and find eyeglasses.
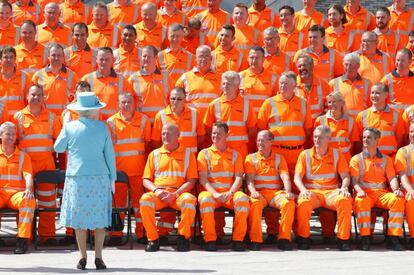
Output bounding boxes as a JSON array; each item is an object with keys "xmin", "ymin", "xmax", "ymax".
[{"xmin": 170, "ymin": 97, "xmax": 183, "ymax": 101}]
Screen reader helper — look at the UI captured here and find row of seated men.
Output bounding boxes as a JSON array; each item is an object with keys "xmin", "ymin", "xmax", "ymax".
[{"xmin": 2, "ymin": 68, "xmax": 414, "ymax": 254}]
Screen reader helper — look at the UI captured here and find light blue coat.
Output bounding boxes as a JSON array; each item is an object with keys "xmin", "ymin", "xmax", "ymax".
[{"xmin": 54, "ymin": 117, "xmax": 117, "ymax": 182}]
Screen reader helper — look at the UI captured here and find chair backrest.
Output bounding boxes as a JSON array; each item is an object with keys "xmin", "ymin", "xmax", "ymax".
[
  {"xmin": 116, "ymin": 170, "xmax": 129, "ymax": 185},
  {"xmin": 34, "ymin": 170, "xmax": 66, "ymax": 186}
]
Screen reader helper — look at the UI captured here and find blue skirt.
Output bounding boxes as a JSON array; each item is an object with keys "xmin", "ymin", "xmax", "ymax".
[{"xmin": 59, "ymin": 175, "xmax": 112, "ymax": 230}]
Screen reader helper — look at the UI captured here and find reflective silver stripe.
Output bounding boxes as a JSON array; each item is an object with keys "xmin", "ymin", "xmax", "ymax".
[
  {"xmin": 199, "ymin": 197, "xmax": 215, "ymax": 204},
  {"xmin": 43, "ymin": 46, "xmax": 48, "ymax": 65},
  {"xmin": 382, "ymin": 51, "xmax": 389, "ymax": 74},
  {"xmin": 132, "ymin": 5, "xmax": 139, "ymax": 23},
  {"xmin": 115, "ymin": 138, "xmax": 143, "ymax": 145},
  {"xmin": 273, "ymin": 135, "xmax": 304, "ymax": 142},
  {"xmin": 101, "ymin": 109, "xmax": 116, "ymax": 115},
  {"xmin": 200, "ymin": 32, "xmax": 205, "ymax": 45},
  {"xmin": 234, "ymin": 196, "xmax": 249, "ymax": 203},
  {"xmin": 113, "ymin": 49, "xmax": 120, "ymax": 71},
  {"xmin": 157, "ymin": 221, "xmax": 174, "ymax": 228},
  {"xmin": 19, "ymin": 207, "xmax": 34, "ymax": 214},
  {"xmin": 334, "ymin": 78, "xmax": 340, "ymax": 94},
  {"xmin": 67, "ymin": 70, "xmax": 74, "ymax": 100},
  {"xmin": 141, "ymin": 106, "xmax": 163, "ymax": 112},
  {"xmin": 0, "ymin": 175, "xmax": 22, "ymax": 180},
  {"xmin": 357, "ymin": 153, "xmax": 387, "ymax": 189},
  {"xmin": 271, "ymin": 73, "xmax": 278, "ymax": 90},
  {"xmin": 248, "ymin": 94, "xmax": 269, "ymax": 100},
  {"xmin": 211, "ymin": 182, "xmax": 231, "ymax": 189},
  {"xmin": 309, "ymin": 81, "xmax": 323, "ymax": 112},
  {"xmin": 107, "ymin": 118, "xmax": 117, "ymax": 142},
  {"xmin": 24, "ymin": 146, "xmax": 54, "ymax": 152},
  {"xmin": 386, "ymin": 74, "xmax": 395, "ymax": 102},
  {"xmin": 19, "ymin": 217, "xmax": 33, "ymax": 224},
  {"xmin": 115, "ymin": 150, "xmax": 145, "ymax": 157},
  {"xmin": 92, "ymin": 49, "xmax": 97, "ymax": 68},
  {"xmin": 85, "ymin": 4, "xmax": 90, "ymax": 23},
  {"xmin": 347, "ymin": 30, "xmax": 355, "ymax": 51},
  {"xmin": 358, "ymin": 222, "xmax": 371, "ymax": 229},
  {"xmin": 200, "ymin": 207, "xmax": 215, "ymax": 214},
  {"xmin": 253, "ymin": 29, "xmax": 259, "ymax": 45},
  {"xmin": 118, "ymin": 74, "xmax": 124, "ymax": 93},
  {"xmin": 2, "ymin": 95, "xmax": 22, "ymax": 100},
  {"xmin": 328, "ymin": 49, "xmax": 334, "ymax": 80},
  {"xmin": 161, "ymin": 27, "xmax": 167, "ymax": 43},
  {"xmin": 37, "ymin": 201, "xmax": 56, "ymax": 207},
  {"xmin": 389, "ymin": 212, "xmax": 404, "ymax": 218},
  {"xmin": 36, "ymin": 70, "xmax": 43, "ymax": 86},
  {"xmin": 237, "ymin": 53, "xmax": 244, "ymax": 70},
  {"xmin": 181, "ymin": 204, "xmax": 195, "ymax": 210},
  {"xmin": 21, "ymin": 134, "xmax": 51, "ymax": 140},
  {"xmin": 153, "ymin": 148, "xmax": 190, "ymax": 179},
  {"xmin": 37, "ymin": 190, "xmax": 55, "ymax": 196},
  {"xmin": 331, "ymin": 137, "xmax": 349, "ymax": 142},
  {"xmin": 45, "ymin": 103, "xmax": 65, "ymax": 109},
  {"xmin": 132, "ymin": 74, "xmax": 141, "ymax": 101},
  {"xmin": 0, "ymin": 187, "xmax": 25, "ymax": 191},
  {"xmin": 305, "ymin": 149, "xmax": 338, "ymax": 181},
  {"xmin": 269, "ymin": 121, "xmax": 303, "ymax": 128},
  {"xmin": 153, "ymin": 148, "xmax": 160, "ymax": 174},
  {"xmin": 88, "ymin": 73, "xmax": 94, "ymax": 91},
  {"xmin": 158, "ymin": 52, "xmax": 166, "ymax": 71},
  {"xmin": 227, "ymin": 135, "xmax": 248, "ymax": 141},
  {"xmin": 305, "ymin": 183, "xmax": 338, "ymax": 189},
  {"xmin": 209, "ymin": 172, "xmax": 234, "ymax": 177},
  {"xmin": 112, "ymin": 26, "xmax": 119, "ymax": 48},
  {"xmin": 378, "ymin": 145, "xmax": 396, "ymax": 151},
  {"xmin": 186, "ymin": 93, "xmax": 218, "ymax": 100},
  {"xmin": 180, "ymin": 108, "xmax": 197, "ymax": 137},
  {"xmin": 402, "ymin": 146, "xmax": 413, "ymax": 176},
  {"xmin": 64, "ymin": 48, "xmax": 71, "ymax": 65},
  {"xmin": 234, "ymin": 206, "xmax": 249, "ymax": 212},
  {"xmin": 298, "ymin": 32, "xmax": 304, "ymax": 49},
  {"xmin": 255, "ymin": 183, "xmax": 282, "ymax": 189},
  {"xmin": 186, "ymin": 52, "xmax": 193, "ymax": 70},
  {"xmin": 408, "ymin": 12, "xmax": 414, "ymax": 32},
  {"xmin": 140, "ymin": 201, "xmax": 155, "ymax": 208},
  {"xmin": 388, "ymin": 222, "xmax": 403, "ymax": 229},
  {"xmin": 356, "ymin": 211, "xmax": 370, "ymax": 218}
]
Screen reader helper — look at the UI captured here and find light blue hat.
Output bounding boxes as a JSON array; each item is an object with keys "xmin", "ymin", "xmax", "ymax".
[{"xmin": 67, "ymin": 92, "xmax": 106, "ymax": 111}]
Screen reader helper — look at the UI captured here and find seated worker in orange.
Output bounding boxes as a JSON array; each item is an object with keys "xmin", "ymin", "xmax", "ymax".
[
  {"xmin": 395, "ymin": 122, "xmax": 414, "ymax": 250},
  {"xmin": 135, "ymin": 2, "xmax": 167, "ymax": 50},
  {"xmin": 106, "ymin": 92, "xmax": 151, "ymax": 246},
  {"xmin": 60, "ymin": 0, "xmax": 92, "ymax": 26},
  {"xmin": 198, "ymin": 121, "xmax": 250, "ymax": 251},
  {"xmin": 107, "ymin": 0, "xmax": 141, "ymax": 27},
  {"xmin": 248, "ymin": 0, "xmax": 280, "ymax": 33},
  {"xmin": 262, "ymin": 26, "xmax": 293, "ymax": 76},
  {"xmin": 344, "ymin": 0, "xmax": 375, "ymax": 32},
  {"xmin": 176, "ymin": 45, "xmax": 221, "ymax": 119},
  {"xmin": 195, "ymin": 0, "xmax": 231, "ymax": 44},
  {"xmin": 32, "ymin": 43, "xmax": 79, "ymax": 117},
  {"xmin": 389, "ymin": 0, "xmax": 414, "ymax": 34},
  {"xmin": 152, "ymin": 87, "xmax": 205, "ymax": 154},
  {"xmin": 374, "ymin": 7, "xmax": 407, "ymax": 59},
  {"xmin": 0, "ymin": 0, "xmax": 19, "ymax": 47},
  {"xmin": 211, "ymin": 24, "xmax": 248, "ymax": 75},
  {"xmin": 257, "ymin": 71, "xmax": 312, "ymax": 175},
  {"xmin": 295, "ymin": 54, "xmax": 330, "ymax": 124},
  {"xmin": 182, "ymin": 17, "xmax": 211, "ymax": 55},
  {"xmin": 295, "ymin": 125, "xmax": 353, "ymax": 251},
  {"xmin": 12, "ymin": 0, "xmax": 43, "ymax": 26},
  {"xmin": 329, "ymin": 52, "xmax": 371, "ymax": 118},
  {"xmin": 140, "ymin": 123, "xmax": 198, "ymax": 252},
  {"xmin": 356, "ymin": 31, "xmax": 394, "ymax": 83},
  {"xmin": 409, "ymin": 31, "xmax": 414, "ymax": 71},
  {"xmin": 0, "ymin": 121, "xmax": 36, "ymax": 254},
  {"xmin": 0, "ymin": 46, "xmax": 30, "ymax": 118},
  {"xmin": 314, "ymin": 91, "xmax": 360, "ymax": 163},
  {"xmin": 158, "ymin": 0, "xmax": 187, "ymax": 30},
  {"xmin": 113, "ymin": 25, "xmax": 140, "ymax": 77},
  {"xmin": 204, "ymin": 71, "xmax": 257, "ymax": 159},
  {"xmin": 351, "ymin": 127, "xmax": 405, "ymax": 251},
  {"xmin": 16, "ymin": 20, "xmax": 48, "ymax": 78},
  {"xmin": 246, "ymin": 130, "xmax": 295, "ymax": 251},
  {"xmin": 37, "ymin": 3, "xmax": 72, "ymax": 48},
  {"xmin": 127, "ymin": 45, "xmax": 173, "ymax": 124},
  {"xmin": 158, "ymin": 23, "xmax": 194, "ymax": 84},
  {"xmin": 325, "ymin": 4, "xmax": 360, "ymax": 54},
  {"xmin": 293, "ymin": 25, "xmax": 343, "ymax": 82},
  {"xmin": 278, "ymin": 5, "xmax": 307, "ymax": 58},
  {"xmin": 356, "ymin": 83, "xmax": 405, "ymax": 157},
  {"xmin": 294, "ymin": 0, "xmax": 328, "ymax": 36},
  {"xmin": 64, "ymin": 23, "xmax": 95, "ymax": 79},
  {"xmin": 87, "ymin": 2, "xmax": 120, "ymax": 49},
  {"xmin": 381, "ymin": 48, "xmax": 414, "ymax": 113},
  {"xmin": 239, "ymin": 46, "xmax": 278, "ymax": 115},
  {"xmin": 12, "ymin": 84, "xmax": 61, "ymax": 246}
]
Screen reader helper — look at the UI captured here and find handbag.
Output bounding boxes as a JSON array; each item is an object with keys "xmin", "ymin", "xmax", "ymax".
[{"xmin": 106, "ymin": 192, "xmax": 125, "ymax": 232}]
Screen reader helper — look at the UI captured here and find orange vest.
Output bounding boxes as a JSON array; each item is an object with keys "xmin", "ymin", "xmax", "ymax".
[
  {"xmin": 0, "ymin": 24, "xmax": 20, "ymax": 46},
  {"xmin": 113, "ymin": 44, "xmax": 140, "ymax": 77},
  {"xmin": 15, "ymin": 42, "xmax": 48, "ymax": 77},
  {"xmin": 60, "ymin": 1, "xmax": 92, "ymax": 25},
  {"xmin": 0, "ymin": 71, "xmax": 29, "ymax": 117},
  {"xmin": 135, "ymin": 21, "xmax": 167, "ymax": 50},
  {"xmin": 395, "ymin": 144, "xmax": 414, "ymax": 188},
  {"xmin": 248, "ymin": 5, "xmax": 280, "ymax": 32},
  {"xmin": 158, "ymin": 48, "xmax": 194, "ymax": 84},
  {"xmin": 381, "ymin": 70, "xmax": 414, "ymax": 112},
  {"xmin": 198, "ymin": 9, "xmax": 231, "ymax": 43},
  {"xmin": 64, "ymin": 44, "xmax": 96, "ymax": 79},
  {"xmin": 108, "ymin": 1, "xmax": 140, "ymax": 26},
  {"xmin": 37, "ymin": 22, "xmax": 72, "ymax": 47},
  {"xmin": 263, "ymin": 49, "xmax": 293, "ymax": 76},
  {"xmin": 357, "ymin": 49, "xmax": 393, "ymax": 83},
  {"xmin": 295, "ymin": 77, "xmax": 329, "ymax": 121},
  {"xmin": 87, "ymin": 21, "xmax": 120, "ymax": 49},
  {"xmin": 211, "ymin": 46, "xmax": 247, "ymax": 75},
  {"xmin": 0, "ymin": 147, "xmax": 32, "ymax": 191},
  {"xmin": 12, "ymin": 1, "xmax": 42, "ymax": 25}
]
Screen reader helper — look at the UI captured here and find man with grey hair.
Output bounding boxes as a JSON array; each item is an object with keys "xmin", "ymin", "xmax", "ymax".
[
  {"xmin": 295, "ymin": 125, "xmax": 353, "ymax": 251},
  {"xmin": 263, "ymin": 26, "xmax": 292, "ymax": 75},
  {"xmin": 329, "ymin": 52, "xmax": 371, "ymax": 118},
  {"xmin": 38, "ymin": 2, "xmax": 72, "ymax": 47}
]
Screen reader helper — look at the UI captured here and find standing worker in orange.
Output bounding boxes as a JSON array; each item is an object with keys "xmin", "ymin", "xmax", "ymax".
[
  {"xmin": 295, "ymin": 125, "xmax": 353, "ymax": 251},
  {"xmin": 278, "ymin": 5, "xmax": 307, "ymax": 58},
  {"xmin": 157, "ymin": 0, "xmax": 187, "ymax": 30},
  {"xmin": 0, "ymin": 0, "xmax": 19, "ymax": 47},
  {"xmin": 246, "ymin": 130, "xmax": 295, "ymax": 251},
  {"xmin": 389, "ymin": 0, "xmax": 414, "ymax": 34},
  {"xmin": 12, "ymin": 85, "xmax": 61, "ymax": 246},
  {"xmin": 0, "ymin": 121, "xmax": 36, "ymax": 254},
  {"xmin": 135, "ymin": 2, "xmax": 167, "ymax": 50},
  {"xmin": 140, "ymin": 123, "xmax": 198, "ymax": 252},
  {"xmin": 113, "ymin": 25, "xmax": 140, "ymax": 77},
  {"xmin": 262, "ymin": 26, "xmax": 293, "ymax": 76},
  {"xmin": 295, "ymin": 0, "xmax": 328, "ymax": 36},
  {"xmin": 37, "ymin": 3, "xmax": 72, "ymax": 47},
  {"xmin": 344, "ymin": 0, "xmax": 375, "ymax": 32},
  {"xmin": 107, "ymin": 0, "xmax": 141, "ymax": 27},
  {"xmin": 351, "ymin": 127, "xmax": 405, "ymax": 251},
  {"xmin": 198, "ymin": 122, "xmax": 250, "ymax": 251},
  {"xmin": 60, "ymin": 0, "xmax": 93, "ymax": 26},
  {"xmin": 182, "ymin": 17, "xmax": 211, "ymax": 55},
  {"xmin": 87, "ymin": 2, "xmax": 120, "ymax": 49},
  {"xmin": 12, "ymin": 0, "xmax": 43, "ymax": 26},
  {"xmin": 106, "ymin": 92, "xmax": 151, "ymax": 245},
  {"xmin": 248, "ymin": 0, "xmax": 280, "ymax": 33},
  {"xmin": 32, "ymin": 43, "xmax": 79, "ymax": 117}
]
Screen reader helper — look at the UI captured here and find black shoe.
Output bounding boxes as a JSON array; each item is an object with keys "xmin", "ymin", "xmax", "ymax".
[
  {"xmin": 40, "ymin": 238, "xmax": 58, "ymax": 246},
  {"xmin": 107, "ymin": 236, "xmax": 123, "ymax": 246},
  {"xmin": 408, "ymin": 238, "xmax": 414, "ymax": 251},
  {"xmin": 176, "ymin": 235, "xmax": 190, "ymax": 252},
  {"xmin": 264, "ymin": 234, "xmax": 277, "ymax": 244},
  {"xmin": 76, "ymin": 258, "xmax": 87, "ymax": 270},
  {"xmin": 14, "ymin": 238, "xmax": 27, "ymax": 254},
  {"xmin": 249, "ymin": 242, "xmax": 261, "ymax": 251},
  {"xmin": 296, "ymin": 237, "xmax": 310, "ymax": 250},
  {"xmin": 387, "ymin": 236, "xmax": 403, "ymax": 251},
  {"xmin": 360, "ymin": 236, "xmax": 370, "ymax": 251},
  {"xmin": 277, "ymin": 239, "xmax": 293, "ymax": 251},
  {"xmin": 59, "ymin": 236, "xmax": 76, "ymax": 246},
  {"xmin": 0, "ymin": 238, "xmax": 6, "ymax": 246},
  {"xmin": 145, "ymin": 239, "xmax": 160, "ymax": 252},
  {"xmin": 232, "ymin": 241, "xmax": 246, "ymax": 251},
  {"xmin": 95, "ymin": 258, "xmax": 107, "ymax": 270},
  {"xmin": 204, "ymin": 241, "xmax": 217, "ymax": 251},
  {"xmin": 136, "ymin": 236, "xmax": 148, "ymax": 244},
  {"xmin": 216, "ymin": 236, "xmax": 230, "ymax": 245},
  {"xmin": 159, "ymin": 235, "xmax": 169, "ymax": 246},
  {"xmin": 337, "ymin": 239, "xmax": 351, "ymax": 251},
  {"xmin": 323, "ymin": 236, "xmax": 335, "ymax": 245}
]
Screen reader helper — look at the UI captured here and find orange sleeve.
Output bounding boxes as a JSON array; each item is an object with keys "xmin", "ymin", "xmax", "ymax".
[
  {"xmin": 394, "ymin": 148, "xmax": 408, "ymax": 174},
  {"xmin": 203, "ymin": 101, "xmax": 216, "ymax": 128},
  {"xmin": 151, "ymin": 112, "xmax": 162, "ymax": 141},
  {"xmin": 396, "ymin": 112, "xmax": 406, "ymax": 136},
  {"xmin": 143, "ymin": 151, "xmax": 155, "ymax": 180},
  {"xmin": 143, "ymin": 114, "xmax": 152, "ymax": 142},
  {"xmin": 295, "ymin": 150, "xmax": 307, "ymax": 177},
  {"xmin": 355, "ymin": 111, "xmax": 364, "ymax": 139},
  {"xmin": 278, "ymin": 154, "xmax": 289, "ymax": 175},
  {"xmin": 246, "ymin": 100, "xmax": 257, "ymax": 128},
  {"xmin": 186, "ymin": 152, "xmax": 198, "ymax": 179},
  {"xmin": 244, "ymin": 154, "xmax": 255, "ymax": 175},
  {"xmin": 402, "ymin": 108, "xmax": 410, "ymax": 130},
  {"xmin": 52, "ymin": 114, "xmax": 62, "ymax": 140},
  {"xmin": 197, "ymin": 149, "xmax": 208, "ymax": 173},
  {"xmin": 349, "ymin": 117, "xmax": 360, "ymax": 142},
  {"xmin": 195, "ymin": 109, "xmax": 205, "ymax": 136},
  {"xmin": 175, "ymin": 74, "xmax": 185, "ymax": 88},
  {"xmin": 31, "ymin": 70, "xmax": 40, "ymax": 85},
  {"xmin": 385, "ymin": 155, "xmax": 397, "ymax": 181},
  {"xmin": 22, "ymin": 152, "xmax": 33, "ymax": 177},
  {"xmin": 257, "ymin": 99, "xmax": 270, "ymax": 130},
  {"xmin": 11, "ymin": 113, "xmax": 20, "ymax": 140},
  {"xmin": 69, "ymin": 71, "xmax": 80, "ymax": 101},
  {"xmin": 337, "ymin": 151, "xmax": 349, "ymax": 175},
  {"xmin": 367, "ymin": 12, "xmax": 376, "ymax": 30},
  {"xmin": 234, "ymin": 151, "xmax": 244, "ymax": 174},
  {"xmin": 349, "ymin": 155, "xmax": 360, "ymax": 178}
]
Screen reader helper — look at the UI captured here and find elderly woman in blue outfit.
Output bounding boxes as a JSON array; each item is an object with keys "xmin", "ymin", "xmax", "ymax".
[{"xmin": 54, "ymin": 92, "xmax": 116, "ymax": 270}]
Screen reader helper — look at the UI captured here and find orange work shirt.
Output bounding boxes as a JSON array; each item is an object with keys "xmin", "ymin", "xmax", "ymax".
[
  {"xmin": 381, "ymin": 70, "xmax": 414, "ymax": 112},
  {"xmin": 356, "ymin": 49, "xmax": 394, "ymax": 83},
  {"xmin": 0, "ymin": 70, "xmax": 30, "ymax": 117},
  {"xmin": 296, "ymin": 147, "xmax": 348, "ymax": 190},
  {"xmin": 198, "ymin": 9, "xmax": 231, "ymax": 43},
  {"xmin": 64, "ymin": 44, "xmax": 96, "ymax": 79},
  {"xmin": 355, "ymin": 105, "xmax": 405, "ymax": 155},
  {"xmin": 107, "ymin": 111, "xmax": 151, "ymax": 176},
  {"xmin": 158, "ymin": 47, "xmax": 194, "ymax": 84},
  {"xmin": 211, "ymin": 45, "xmax": 248, "ymax": 75},
  {"xmin": 15, "ymin": 42, "xmax": 48, "ymax": 77},
  {"xmin": 395, "ymin": 144, "xmax": 414, "ymax": 187},
  {"xmin": 0, "ymin": 24, "xmax": 20, "ymax": 46},
  {"xmin": 108, "ymin": 1, "xmax": 141, "ymax": 26},
  {"xmin": 152, "ymin": 105, "xmax": 205, "ymax": 153},
  {"xmin": 60, "ymin": 1, "xmax": 92, "ymax": 25},
  {"xmin": 182, "ymin": 32, "xmax": 211, "ymax": 55},
  {"xmin": 113, "ymin": 44, "xmax": 140, "ymax": 77},
  {"xmin": 219, "ymin": 25, "xmax": 263, "ymax": 56},
  {"xmin": 0, "ymin": 101, "xmax": 8, "ymax": 123},
  {"xmin": 278, "ymin": 27, "xmax": 307, "ymax": 57},
  {"xmin": 12, "ymin": 1, "xmax": 42, "ymax": 26},
  {"xmin": 239, "ymin": 68, "xmax": 278, "ymax": 114},
  {"xmin": 175, "ymin": 67, "xmax": 221, "ymax": 118},
  {"xmin": 0, "ymin": 147, "xmax": 32, "ymax": 191},
  {"xmin": 402, "ymin": 104, "xmax": 414, "ymax": 129},
  {"xmin": 329, "ymin": 74, "xmax": 371, "ymax": 118},
  {"xmin": 37, "ymin": 22, "xmax": 72, "ymax": 47},
  {"xmin": 344, "ymin": 5, "xmax": 375, "ymax": 31},
  {"xmin": 263, "ymin": 49, "xmax": 293, "ymax": 76},
  {"xmin": 257, "ymin": 94, "xmax": 312, "ymax": 147},
  {"xmin": 295, "ymin": 77, "xmax": 330, "ymax": 122},
  {"xmin": 294, "ymin": 10, "xmax": 328, "ymax": 34},
  {"xmin": 143, "ymin": 145, "xmax": 198, "ymax": 189},
  {"xmin": 87, "ymin": 21, "xmax": 120, "ymax": 49},
  {"xmin": 180, "ymin": 0, "xmax": 207, "ymax": 18},
  {"xmin": 248, "ymin": 5, "xmax": 281, "ymax": 32},
  {"xmin": 31, "ymin": 65, "xmax": 78, "ymax": 116},
  {"xmin": 197, "ymin": 146, "xmax": 243, "ymax": 192},
  {"xmin": 157, "ymin": 7, "xmax": 187, "ymax": 29},
  {"xmin": 375, "ymin": 29, "xmax": 408, "ymax": 59},
  {"xmin": 135, "ymin": 21, "xmax": 167, "ymax": 50},
  {"xmin": 325, "ymin": 25, "xmax": 360, "ymax": 54},
  {"xmin": 389, "ymin": 5, "xmax": 414, "ymax": 33}
]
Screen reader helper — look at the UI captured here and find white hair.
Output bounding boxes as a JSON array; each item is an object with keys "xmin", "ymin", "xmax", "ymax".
[{"xmin": 0, "ymin": 121, "xmax": 16, "ymax": 136}]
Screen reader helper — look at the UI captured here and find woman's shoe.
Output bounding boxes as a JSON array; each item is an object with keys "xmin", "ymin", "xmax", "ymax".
[
  {"xmin": 95, "ymin": 258, "xmax": 107, "ymax": 270},
  {"xmin": 76, "ymin": 258, "xmax": 87, "ymax": 270}
]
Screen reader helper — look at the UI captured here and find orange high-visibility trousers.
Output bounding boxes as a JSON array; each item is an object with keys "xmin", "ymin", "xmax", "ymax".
[
  {"xmin": 140, "ymin": 192, "xmax": 196, "ymax": 241},
  {"xmin": 406, "ymin": 198, "xmax": 414, "ymax": 238},
  {"xmin": 296, "ymin": 189, "xmax": 353, "ymax": 240},
  {"xmin": 354, "ymin": 190, "xmax": 405, "ymax": 236},
  {"xmin": 0, "ymin": 190, "xmax": 36, "ymax": 238},
  {"xmin": 249, "ymin": 189, "xmax": 295, "ymax": 243},
  {"xmin": 198, "ymin": 191, "xmax": 250, "ymax": 242}
]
